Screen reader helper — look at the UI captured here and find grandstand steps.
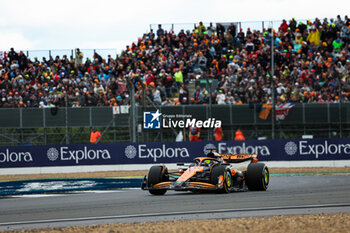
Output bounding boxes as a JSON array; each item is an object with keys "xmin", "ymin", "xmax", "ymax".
[
  {"xmin": 170, "ymin": 80, "xmax": 196, "ymax": 100},
  {"xmin": 187, "ymin": 80, "xmax": 196, "ymax": 96}
]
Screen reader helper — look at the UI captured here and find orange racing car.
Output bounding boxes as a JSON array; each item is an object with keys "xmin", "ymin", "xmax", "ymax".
[{"xmin": 141, "ymin": 147, "xmax": 269, "ymax": 195}]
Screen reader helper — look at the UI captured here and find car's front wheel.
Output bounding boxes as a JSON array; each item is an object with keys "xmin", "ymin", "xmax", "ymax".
[
  {"xmin": 210, "ymin": 165, "xmax": 232, "ymax": 193},
  {"xmin": 147, "ymin": 165, "xmax": 168, "ymax": 195}
]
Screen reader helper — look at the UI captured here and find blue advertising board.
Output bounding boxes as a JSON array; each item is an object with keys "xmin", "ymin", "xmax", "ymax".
[{"xmin": 0, "ymin": 138, "xmax": 349, "ymax": 168}]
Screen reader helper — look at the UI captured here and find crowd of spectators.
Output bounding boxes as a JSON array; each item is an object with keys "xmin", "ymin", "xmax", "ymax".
[{"xmin": 0, "ymin": 15, "xmax": 350, "ymax": 108}]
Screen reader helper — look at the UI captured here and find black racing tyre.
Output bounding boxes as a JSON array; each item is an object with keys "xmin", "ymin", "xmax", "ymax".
[
  {"xmin": 210, "ymin": 165, "xmax": 226, "ymax": 185},
  {"xmin": 245, "ymin": 163, "xmax": 269, "ymax": 191},
  {"xmin": 210, "ymin": 165, "xmax": 231, "ymax": 193},
  {"xmin": 147, "ymin": 165, "xmax": 168, "ymax": 195},
  {"xmin": 222, "ymin": 167, "xmax": 232, "ymax": 193}
]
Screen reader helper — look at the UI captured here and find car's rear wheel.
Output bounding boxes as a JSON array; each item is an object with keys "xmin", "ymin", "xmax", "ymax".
[
  {"xmin": 245, "ymin": 163, "xmax": 269, "ymax": 191},
  {"xmin": 147, "ymin": 165, "xmax": 168, "ymax": 195},
  {"xmin": 210, "ymin": 165, "xmax": 231, "ymax": 193}
]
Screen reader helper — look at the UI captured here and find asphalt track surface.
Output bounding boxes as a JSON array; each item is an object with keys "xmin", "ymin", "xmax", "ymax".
[{"xmin": 0, "ymin": 175, "xmax": 350, "ymax": 231}]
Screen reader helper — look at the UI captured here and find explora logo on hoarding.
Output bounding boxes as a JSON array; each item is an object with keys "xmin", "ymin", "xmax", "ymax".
[
  {"xmin": 144, "ymin": 110, "xmax": 161, "ymax": 129},
  {"xmin": 124, "ymin": 144, "xmax": 189, "ymax": 162},
  {"xmin": 217, "ymin": 142, "xmax": 271, "ymax": 156},
  {"xmin": 46, "ymin": 147, "xmax": 111, "ymax": 164},
  {"xmin": 285, "ymin": 141, "xmax": 350, "ymax": 158},
  {"xmin": 0, "ymin": 149, "xmax": 33, "ymax": 163}
]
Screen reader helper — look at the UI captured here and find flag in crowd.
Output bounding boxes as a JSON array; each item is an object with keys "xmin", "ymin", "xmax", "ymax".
[
  {"xmin": 275, "ymin": 103, "xmax": 295, "ymax": 121},
  {"xmin": 258, "ymin": 103, "xmax": 295, "ymax": 121},
  {"xmin": 259, "ymin": 103, "xmax": 272, "ymax": 120}
]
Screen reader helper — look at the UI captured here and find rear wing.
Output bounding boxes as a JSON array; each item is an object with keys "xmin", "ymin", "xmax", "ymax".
[{"xmin": 220, "ymin": 154, "xmax": 258, "ymax": 163}]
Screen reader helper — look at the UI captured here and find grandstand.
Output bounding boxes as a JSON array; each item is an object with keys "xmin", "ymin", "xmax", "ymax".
[
  {"xmin": 0, "ymin": 16, "xmax": 349, "ymax": 144},
  {"xmin": 0, "ymin": 16, "xmax": 349, "ymax": 108}
]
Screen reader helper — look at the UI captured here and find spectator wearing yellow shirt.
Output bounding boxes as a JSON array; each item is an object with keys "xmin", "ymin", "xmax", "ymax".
[{"xmin": 306, "ymin": 27, "xmax": 321, "ymax": 46}]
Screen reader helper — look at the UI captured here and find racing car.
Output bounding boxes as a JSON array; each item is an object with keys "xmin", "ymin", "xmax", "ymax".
[{"xmin": 141, "ymin": 148, "xmax": 269, "ymax": 195}]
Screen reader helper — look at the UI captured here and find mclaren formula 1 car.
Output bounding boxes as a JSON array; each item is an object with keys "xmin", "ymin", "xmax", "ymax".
[{"xmin": 141, "ymin": 149, "xmax": 269, "ymax": 195}]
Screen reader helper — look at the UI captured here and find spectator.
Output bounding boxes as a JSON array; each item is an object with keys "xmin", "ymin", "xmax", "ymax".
[
  {"xmin": 234, "ymin": 129, "xmax": 245, "ymax": 141},
  {"xmin": 152, "ymin": 86, "xmax": 162, "ymax": 105},
  {"xmin": 200, "ymin": 87, "xmax": 209, "ymax": 103},
  {"xmin": 213, "ymin": 126, "xmax": 223, "ymax": 141},
  {"xmin": 340, "ymin": 24, "xmax": 350, "ymax": 42},
  {"xmin": 94, "ymin": 82, "xmax": 105, "ymax": 95},
  {"xmin": 332, "ymin": 38, "xmax": 343, "ymax": 52},
  {"xmin": 193, "ymin": 86, "xmax": 202, "ymax": 104},
  {"xmin": 198, "ymin": 52, "xmax": 208, "ymax": 72},
  {"xmin": 306, "ymin": 27, "xmax": 321, "ymax": 46},
  {"xmin": 289, "ymin": 18, "xmax": 297, "ymax": 31},
  {"xmin": 196, "ymin": 21, "xmax": 207, "ymax": 38},
  {"xmin": 189, "ymin": 125, "xmax": 201, "ymax": 141},
  {"xmin": 225, "ymin": 31, "xmax": 234, "ymax": 46},
  {"xmin": 216, "ymin": 90, "xmax": 226, "ymax": 104},
  {"xmin": 75, "ymin": 48, "xmax": 83, "ymax": 67},
  {"xmin": 207, "ymin": 22, "xmax": 216, "ymax": 36},
  {"xmin": 297, "ymin": 21, "xmax": 307, "ymax": 34},
  {"xmin": 174, "ymin": 68, "xmax": 183, "ymax": 87},
  {"xmin": 179, "ymin": 83, "xmax": 189, "ymax": 104},
  {"xmin": 279, "ymin": 19, "xmax": 289, "ymax": 33},
  {"xmin": 8, "ymin": 48, "xmax": 19, "ymax": 62},
  {"xmin": 162, "ymin": 97, "xmax": 173, "ymax": 106},
  {"xmin": 216, "ymin": 23, "xmax": 225, "ymax": 36},
  {"xmin": 226, "ymin": 91, "xmax": 234, "ymax": 104},
  {"xmin": 228, "ymin": 23, "xmax": 237, "ymax": 38},
  {"xmin": 90, "ymin": 127, "xmax": 101, "ymax": 144},
  {"xmin": 156, "ymin": 24, "xmax": 164, "ymax": 37}
]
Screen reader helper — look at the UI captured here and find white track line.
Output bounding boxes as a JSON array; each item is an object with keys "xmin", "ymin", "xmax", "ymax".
[
  {"xmin": 14, "ymin": 190, "xmax": 124, "ymax": 198},
  {"xmin": 15, "ymin": 194, "xmax": 69, "ymax": 198},
  {"xmin": 1, "ymin": 203, "xmax": 349, "ymax": 226},
  {"xmin": 78, "ymin": 190, "xmax": 124, "ymax": 193}
]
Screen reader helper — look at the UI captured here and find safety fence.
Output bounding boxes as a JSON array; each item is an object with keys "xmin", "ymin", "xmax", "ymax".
[
  {"xmin": 18, "ymin": 48, "xmax": 118, "ymax": 62},
  {"xmin": 0, "ymin": 103, "xmax": 349, "ymax": 146},
  {"xmin": 0, "ymin": 107, "xmax": 129, "ymax": 128},
  {"xmin": 149, "ymin": 19, "xmax": 291, "ymax": 34},
  {"xmin": 0, "ymin": 138, "xmax": 349, "ymax": 169},
  {"xmin": 0, "ymin": 103, "xmax": 349, "ymax": 129}
]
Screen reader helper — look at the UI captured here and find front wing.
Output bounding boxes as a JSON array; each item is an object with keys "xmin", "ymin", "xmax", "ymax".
[{"xmin": 141, "ymin": 176, "xmax": 220, "ymax": 191}]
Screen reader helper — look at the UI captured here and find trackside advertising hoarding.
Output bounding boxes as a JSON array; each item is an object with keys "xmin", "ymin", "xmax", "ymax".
[{"xmin": 0, "ymin": 138, "xmax": 349, "ymax": 168}]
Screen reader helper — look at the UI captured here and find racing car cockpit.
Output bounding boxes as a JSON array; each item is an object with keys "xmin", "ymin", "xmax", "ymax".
[
  {"xmin": 191, "ymin": 158, "xmax": 220, "ymax": 168},
  {"xmin": 200, "ymin": 159, "xmax": 218, "ymax": 167}
]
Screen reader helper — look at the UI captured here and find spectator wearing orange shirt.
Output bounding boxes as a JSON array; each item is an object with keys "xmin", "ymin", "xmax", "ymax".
[
  {"xmin": 234, "ymin": 129, "xmax": 245, "ymax": 141},
  {"xmin": 90, "ymin": 127, "xmax": 101, "ymax": 144},
  {"xmin": 214, "ymin": 127, "xmax": 223, "ymax": 141}
]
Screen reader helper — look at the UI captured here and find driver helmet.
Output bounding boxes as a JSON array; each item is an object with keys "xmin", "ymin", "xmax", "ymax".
[{"xmin": 205, "ymin": 160, "xmax": 214, "ymax": 167}]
